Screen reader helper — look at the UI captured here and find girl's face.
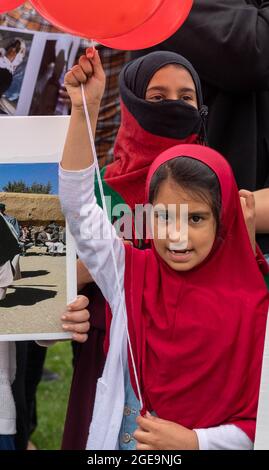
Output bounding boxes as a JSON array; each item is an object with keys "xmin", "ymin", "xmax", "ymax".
[
  {"xmin": 152, "ymin": 178, "xmax": 216, "ymax": 271},
  {"xmin": 145, "ymin": 65, "xmax": 198, "ymax": 108}
]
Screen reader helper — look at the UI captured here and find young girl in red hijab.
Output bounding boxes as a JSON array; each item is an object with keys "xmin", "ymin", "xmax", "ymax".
[
  {"xmin": 61, "ymin": 47, "xmax": 210, "ymax": 450},
  {"xmin": 59, "ymin": 49, "xmax": 269, "ymax": 450}
]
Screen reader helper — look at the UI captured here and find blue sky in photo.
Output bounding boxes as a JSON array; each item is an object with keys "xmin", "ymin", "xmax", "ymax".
[{"xmin": 0, "ymin": 163, "xmax": 58, "ymax": 194}]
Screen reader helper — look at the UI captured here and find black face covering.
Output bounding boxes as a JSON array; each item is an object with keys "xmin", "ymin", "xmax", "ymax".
[{"xmin": 119, "ymin": 51, "xmax": 207, "ymax": 142}]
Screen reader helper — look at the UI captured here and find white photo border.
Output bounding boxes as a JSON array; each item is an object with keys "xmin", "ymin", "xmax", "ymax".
[{"xmin": 0, "ymin": 115, "xmax": 76, "ymax": 340}]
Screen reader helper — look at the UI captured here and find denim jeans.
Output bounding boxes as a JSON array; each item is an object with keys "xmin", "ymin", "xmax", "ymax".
[
  {"xmin": 118, "ymin": 368, "xmax": 140, "ymax": 450},
  {"xmin": 0, "ymin": 435, "xmax": 15, "ymax": 450}
]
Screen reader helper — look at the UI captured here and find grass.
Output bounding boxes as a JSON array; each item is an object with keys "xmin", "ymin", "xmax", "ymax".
[{"xmin": 31, "ymin": 341, "xmax": 73, "ymax": 450}]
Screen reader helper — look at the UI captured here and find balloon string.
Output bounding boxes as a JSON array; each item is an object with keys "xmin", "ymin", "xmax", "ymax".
[{"xmin": 80, "ymin": 83, "xmax": 144, "ymax": 411}]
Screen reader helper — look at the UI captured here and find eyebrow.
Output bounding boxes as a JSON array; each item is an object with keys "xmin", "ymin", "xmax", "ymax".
[
  {"xmin": 154, "ymin": 209, "xmax": 211, "ymax": 216},
  {"xmin": 146, "ymin": 86, "xmax": 196, "ymax": 94},
  {"xmin": 188, "ymin": 211, "xmax": 211, "ymax": 217}
]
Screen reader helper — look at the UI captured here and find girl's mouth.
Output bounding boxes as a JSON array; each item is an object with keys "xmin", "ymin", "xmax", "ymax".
[
  {"xmin": 167, "ymin": 248, "xmax": 194, "ymax": 262},
  {"xmin": 169, "ymin": 248, "xmax": 192, "ymax": 254}
]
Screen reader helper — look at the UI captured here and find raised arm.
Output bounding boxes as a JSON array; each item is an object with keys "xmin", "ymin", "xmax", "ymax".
[
  {"xmin": 59, "ymin": 49, "xmax": 125, "ymax": 308},
  {"xmin": 61, "ymin": 47, "xmax": 106, "ymax": 171}
]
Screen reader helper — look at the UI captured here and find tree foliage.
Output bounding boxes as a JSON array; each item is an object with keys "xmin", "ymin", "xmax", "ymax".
[{"xmin": 3, "ymin": 180, "xmax": 52, "ymax": 194}]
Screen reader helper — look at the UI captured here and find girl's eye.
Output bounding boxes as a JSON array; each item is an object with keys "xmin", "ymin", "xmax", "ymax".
[
  {"xmin": 190, "ymin": 215, "xmax": 203, "ymax": 224},
  {"xmin": 148, "ymin": 95, "xmax": 164, "ymax": 102},
  {"xmin": 181, "ymin": 95, "xmax": 193, "ymax": 102},
  {"xmin": 155, "ymin": 212, "xmax": 169, "ymax": 222}
]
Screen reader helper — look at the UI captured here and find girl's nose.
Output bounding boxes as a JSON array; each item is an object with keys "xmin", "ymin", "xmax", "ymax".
[
  {"xmin": 168, "ymin": 211, "xmax": 189, "ymax": 249},
  {"xmin": 168, "ymin": 228, "xmax": 188, "ymax": 251},
  {"xmin": 168, "ymin": 226, "xmax": 181, "ymax": 242}
]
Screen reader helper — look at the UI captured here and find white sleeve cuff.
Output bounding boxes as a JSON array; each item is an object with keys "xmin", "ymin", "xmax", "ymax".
[
  {"xmin": 194, "ymin": 428, "xmax": 209, "ymax": 450},
  {"xmin": 194, "ymin": 424, "xmax": 253, "ymax": 450}
]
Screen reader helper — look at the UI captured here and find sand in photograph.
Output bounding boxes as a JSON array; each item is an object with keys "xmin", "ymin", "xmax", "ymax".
[{"xmin": 0, "ymin": 247, "xmax": 67, "ymax": 335}]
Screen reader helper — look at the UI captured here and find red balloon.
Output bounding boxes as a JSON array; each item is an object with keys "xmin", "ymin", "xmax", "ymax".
[
  {"xmin": 30, "ymin": 0, "xmax": 163, "ymax": 39},
  {"xmin": 96, "ymin": 0, "xmax": 193, "ymax": 50},
  {"xmin": 0, "ymin": 1, "xmax": 23, "ymax": 14}
]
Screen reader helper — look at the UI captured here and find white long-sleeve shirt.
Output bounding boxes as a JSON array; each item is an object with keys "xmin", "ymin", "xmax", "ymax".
[{"xmin": 59, "ymin": 163, "xmax": 253, "ymax": 451}]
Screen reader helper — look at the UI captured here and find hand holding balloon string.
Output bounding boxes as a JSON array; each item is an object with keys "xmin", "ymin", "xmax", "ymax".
[{"xmin": 64, "ymin": 47, "xmax": 106, "ymax": 113}]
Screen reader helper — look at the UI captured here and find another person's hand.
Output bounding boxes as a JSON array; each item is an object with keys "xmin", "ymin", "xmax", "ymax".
[
  {"xmin": 239, "ymin": 189, "xmax": 256, "ymax": 253},
  {"xmin": 64, "ymin": 47, "xmax": 106, "ymax": 111},
  {"xmin": 61, "ymin": 295, "xmax": 90, "ymax": 343},
  {"xmin": 133, "ymin": 414, "xmax": 199, "ymax": 450}
]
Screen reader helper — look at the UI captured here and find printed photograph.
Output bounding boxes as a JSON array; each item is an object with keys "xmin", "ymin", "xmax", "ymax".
[
  {"xmin": 0, "ymin": 28, "xmax": 33, "ymax": 115},
  {"xmin": 0, "ymin": 26, "xmax": 80, "ymax": 116},
  {"xmin": 29, "ymin": 36, "xmax": 76, "ymax": 116},
  {"xmin": 0, "ymin": 162, "xmax": 72, "ymax": 340}
]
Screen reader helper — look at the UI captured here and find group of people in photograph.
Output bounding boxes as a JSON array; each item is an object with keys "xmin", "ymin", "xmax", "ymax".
[{"xmin": 0, "ymin": 199, "xmax": 66, "ymax": 300}]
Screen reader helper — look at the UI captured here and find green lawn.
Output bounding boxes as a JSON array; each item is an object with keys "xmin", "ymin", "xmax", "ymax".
[{"xmin": 31, "ymin": 341, "xmax": 73, "ymax": 450}]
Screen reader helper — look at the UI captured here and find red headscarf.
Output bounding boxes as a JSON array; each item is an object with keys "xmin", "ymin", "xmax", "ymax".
[{"xmin": 123, "ymin": 144, "xmax": 269, "ymax": 441}]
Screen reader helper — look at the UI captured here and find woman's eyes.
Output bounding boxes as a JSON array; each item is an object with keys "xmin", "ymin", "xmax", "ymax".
[
  {"xmin": 148, "ymin": 94, "xmax": 195, "ymax": 103},
  {"xmin": 148, "ymin": 95, "xmax": 164, "ymax": 102},
  {"xmin": 181, "ymin": 95, "xmax": 193, "ymax": 102}
]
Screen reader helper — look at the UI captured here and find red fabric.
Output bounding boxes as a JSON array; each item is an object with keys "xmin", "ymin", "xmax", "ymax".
[
  {"xmin": 123, "ymin": 144, "xmax": 269, "ymax": 442},
  {"xmin": 104, "ymin": 102, "xmax": 198, "ymax": 209},
  {"xmin": 255, "ymin": 243, "xmax": 269, "ymax": 276}
]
